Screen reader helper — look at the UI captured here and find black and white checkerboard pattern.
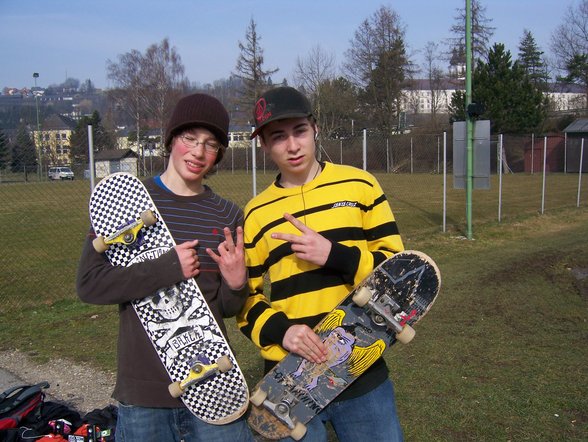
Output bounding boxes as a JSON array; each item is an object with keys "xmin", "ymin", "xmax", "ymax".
[{"xmin": 89, "ymin": 173, "xmax": 249, "ymax": 424}]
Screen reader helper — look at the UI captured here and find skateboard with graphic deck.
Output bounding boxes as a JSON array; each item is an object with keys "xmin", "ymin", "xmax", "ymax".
[
  {"xmin": 248, "ymin": 250, "xmax": 440, "ymax": 440},
  {"xmin": 89, "ymin": 172, "xmax": 249, "ymax": 424}
]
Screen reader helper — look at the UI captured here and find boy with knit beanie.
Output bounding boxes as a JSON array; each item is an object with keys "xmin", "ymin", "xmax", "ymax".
[{"xmin": 77, "ymin": 93, "xmax": 254, "ymax": 441}]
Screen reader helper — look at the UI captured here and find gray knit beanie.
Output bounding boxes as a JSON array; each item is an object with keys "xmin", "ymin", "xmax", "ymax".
[{"xmin": 165, "ymin": 93, "xmax": 229, "ymax": 164}]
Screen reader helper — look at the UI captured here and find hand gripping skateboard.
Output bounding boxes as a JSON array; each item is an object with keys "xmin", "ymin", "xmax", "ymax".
[
  {"xmin": 248, "ymin": 250, "xmax": 441, "ymax": 440},
  {"xmin": 89, "ymin": 172, "xmax": 249, "ymax": 424}
]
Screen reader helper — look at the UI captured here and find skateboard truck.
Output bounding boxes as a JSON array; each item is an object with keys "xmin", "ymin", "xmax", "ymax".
[
  {"xmin": 352, "ymin": 287, "xmax": 416, "ymax": 344},
  {"xmin": 168, "ymin": 355, "xmax": 233, "ymax": 398},
  {"xmin": 250, "ymin": 389, "xmax": 307, "ymax": 440},
  {"xmin": 92, "ymin": 209, "xmax": 157, "ymax": 253}
]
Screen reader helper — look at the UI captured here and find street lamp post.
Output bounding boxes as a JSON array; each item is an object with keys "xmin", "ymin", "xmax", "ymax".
[{"xmin": 33, "ymin": 72, "xmax": 42, "ymax": 179}]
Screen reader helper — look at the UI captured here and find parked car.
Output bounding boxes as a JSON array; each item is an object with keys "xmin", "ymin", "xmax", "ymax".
[{"xmin": 48, "ymin": 166, "xmax": 75, "ymax": 180}]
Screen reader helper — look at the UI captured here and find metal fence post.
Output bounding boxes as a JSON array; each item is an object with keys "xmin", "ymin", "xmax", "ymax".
[
  {"xmin": 363, "ymin": 129, "xmax": 367, "ymax": 171},
  {"xmin": 443, "ymin": 131, "xmax": 447, "ymax": 233},
  {"xmin": 88, "ymin": 124, "xmax": 95, "ymax": 190},
  {"xmin": 541, "ymin": 136, "xmax": 547, "ymax": 214},
  {"xmin": 578, "ymin": 138, "xmax": 584, "ymax": 207},
  {"xmin": 498, "ymin": 134, "xmax": 503, "ymax": 222},
  {"xmin": 251, "ymin": 136, "xmax": 257, "ymax": 197}
]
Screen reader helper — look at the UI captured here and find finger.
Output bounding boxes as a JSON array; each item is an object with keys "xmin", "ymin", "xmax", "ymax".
[
  {"xmin": 223, "ymin": 227, "xmax": 235, "ymax": 249},
  {"xmin": 235, "ymin": 226, "xmax": 244, "ymax": 248},
  {"xmin": 283, "ymin": 213, "xmax": 310, "ymax": 233},
  {"xmin": 271, "ymin": 232, "xmax": 300, "ymax": 243},
  {"xmin": 178, "ymin": 239, "xmax": 198, "ymax": 250},
  {"xmin": 301, "ymin": 343, "xmax": 327, "ymax": 363},
  {"xmin": 205, "ymin": 248, "xmax": 221, "ymax": 263},
  {"xmin": 305, "ymin": 332, "xmax": 328, "ymax": 356}
]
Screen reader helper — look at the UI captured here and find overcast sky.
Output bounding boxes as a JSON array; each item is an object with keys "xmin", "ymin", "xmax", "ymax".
[{"xmin": 0, "ymin": 0, "xmax": 570, "ymax": 90}]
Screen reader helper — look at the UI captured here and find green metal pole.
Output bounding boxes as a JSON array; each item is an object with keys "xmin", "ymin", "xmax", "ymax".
[
  {"xmin": 465, "ymin": 0, "xmax": 473, "ymax": 239},
  {"xmin": 33, "ymin": 72, "xmax": 41, "ymax": 180}
]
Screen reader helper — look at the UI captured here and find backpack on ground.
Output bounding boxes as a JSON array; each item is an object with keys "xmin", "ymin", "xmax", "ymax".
[{"xmin": 0, "ymin": 381, "xmax": 49, "ymax": 430}]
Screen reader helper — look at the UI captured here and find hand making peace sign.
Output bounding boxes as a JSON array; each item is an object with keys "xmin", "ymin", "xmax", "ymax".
[{"xmin": 271, "ymin": 213, "xmax": 332, "ymax": 267}]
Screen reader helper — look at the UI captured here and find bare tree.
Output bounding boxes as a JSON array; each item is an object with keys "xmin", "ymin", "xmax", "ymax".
[
  {"xmin": 294, "ymin": 45, "xmax": 336, "ymax": 131},
  {"xmin": 447, "ymin": 0, "xmax": 495, "ymax": 63},
  {"xmin": 294, "ymin": 45, "xmax": 336, "ymax": 95},
  {"xmin": 233, "ymin": 18, "xmax": 278, "ymax": 125},
  {"xmin": 550, "ymin": 0, "xmax": 588, "ymax": 96},
  {"xmin": 107, "ymin": 39, "xmax": 187, "ymax": 174},
  {"xmin": 422, "ymin": 41, "xmax": 446, "ymax": 128},
  {"xmin": 141, "ymin": 38, "xmax": 188, "ymax": 149},
  {"xmin": 344, "ymin": 5, "xmax": 413, "ymax": 132},
  {"xmin": 107, "ymin": 48, "xmax": 146, "ymax": 169}
]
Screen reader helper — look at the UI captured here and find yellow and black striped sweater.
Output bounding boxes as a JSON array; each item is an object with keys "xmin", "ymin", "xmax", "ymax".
[{"xmin": 238, "ymin": 162, "xmax": 404, "ymax": 366}]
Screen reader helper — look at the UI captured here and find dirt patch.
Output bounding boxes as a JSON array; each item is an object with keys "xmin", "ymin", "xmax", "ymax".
[{"xmin": 0, "ymin": 349, "xmax": 116, "ymax": 414}]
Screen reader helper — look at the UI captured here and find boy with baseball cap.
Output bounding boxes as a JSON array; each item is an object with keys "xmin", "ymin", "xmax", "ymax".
[{"xmin": 238, "ymin": 86, "xmax": 405, "ymax": 441}]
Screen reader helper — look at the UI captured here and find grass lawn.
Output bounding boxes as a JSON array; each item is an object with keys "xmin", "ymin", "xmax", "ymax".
[{"xmin": 0, "ymin": 173, "xmax": 587, "ymax": 440}]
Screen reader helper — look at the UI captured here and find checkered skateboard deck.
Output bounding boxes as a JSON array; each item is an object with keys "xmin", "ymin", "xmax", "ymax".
[
  {"xmin": 248, "ymin": 250, "xmax": 440, "ymax": 439},
  {"xmin": 89, "ymin": 172, "xmax": 249, "ymax": 424}
]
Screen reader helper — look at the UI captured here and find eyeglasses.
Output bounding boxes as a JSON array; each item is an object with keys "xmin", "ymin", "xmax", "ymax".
[{"xmin": 179, "ymin": 134, "xmax": 221, "ymax": 154}]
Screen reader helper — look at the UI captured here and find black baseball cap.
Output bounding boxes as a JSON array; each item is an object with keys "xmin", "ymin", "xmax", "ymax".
[{"xmin": 250, "ymin": 87, "xmax": 313, "ymax": 139}]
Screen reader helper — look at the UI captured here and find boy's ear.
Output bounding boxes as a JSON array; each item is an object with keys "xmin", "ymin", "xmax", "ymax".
[
  {"xmin": 258, "ymin": 134, "xmax": 268, "ymax": 150},
  {"xmin": 312, "ymin": 123, "xmax": 319, "ymax": 140}
]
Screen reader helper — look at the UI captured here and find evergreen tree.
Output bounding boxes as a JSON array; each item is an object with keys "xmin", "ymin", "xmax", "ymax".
[
  {"xmin": 559, "ymin": 53, "xmax": 588, "ymax": 97},
  {"xmin": 448, "ymin": 90, "xmax": 466, "ymax": 123},
  {"xmin": 70, "ymin": 111, "xmax": 116, "ymax": 164},
  {"xmin": 517, "ymin": 29, "xmax": 550, "ymax": 87},
  {"xmin": 449, "ymin": 44, "xmax": 548, "ymax": 133},
  {"xmin": 11, "ymin": 125, "xmax": 38, "ymax": 178},
  {"xmin": 475, "ymin": 44, "xmax": 548, "ymax": 133},
  {"xmin": 233, "ymin": 18, "xmax": 278, "ymax": 125},
  {"xmin": 0, "ymin": 129, "xmax": 9, "ymax": 171},
  {"xmin": 316, "ymin": 77, "xmax": 360, "ymax": 139}
]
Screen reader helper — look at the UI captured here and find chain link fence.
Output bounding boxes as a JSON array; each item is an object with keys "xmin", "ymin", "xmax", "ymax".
[{"xmin": 1, "ymin": 131, "xmax": 586, "ymax": 310}]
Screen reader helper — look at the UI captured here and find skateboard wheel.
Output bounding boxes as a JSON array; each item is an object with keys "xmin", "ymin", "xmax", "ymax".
[
  {"xmin": 140, "ymin": 210, "xmax": 157, "ymax": 227},
  {"xmin": 396, "ymin": 324, "xmax": 416, "ymax": 344},
  {"xmin": 92, "ymin": 236, "xmax": 108, "ymax": 253},
  {"xmin": 290, "ymin": 422, "xmax": 307, "ymax": 441},
  {"xmin": 168, "ymin": 381, "xmax": 183, "ymax": 398},
  {"xmin": 352, "ymin": 287, "xmax": 372, "ymax": 307},
  {"xmin": 216, "ymin": 355, "xmax": 233, "ymax": 373},
  {"xmin": 250, "ymin": 388, "xmax": 267, "ymax": 407}
]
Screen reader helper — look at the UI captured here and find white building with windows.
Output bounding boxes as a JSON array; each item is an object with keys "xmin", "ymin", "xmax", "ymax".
[{"xmin": 401, "ymin": 80, "xmax": 585, "ymax": 115}]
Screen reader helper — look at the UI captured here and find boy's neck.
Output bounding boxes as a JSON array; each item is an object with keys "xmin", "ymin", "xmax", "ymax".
[
  {"xmin": 160, "ymin": 170, "xmax": 205, "ymax": 196},
  {"xmin": 279, "ymin": 161, "xmax": 322, "ymax": 188}
]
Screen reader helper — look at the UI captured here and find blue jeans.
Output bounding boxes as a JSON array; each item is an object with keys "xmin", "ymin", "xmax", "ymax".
[
  {"xmin": 115, "ymin": 403, "xmax": 254, "ymax": 442},
  {"xmin": 278, "ymin": 379, "xmax": 404, "ymax": 442}
]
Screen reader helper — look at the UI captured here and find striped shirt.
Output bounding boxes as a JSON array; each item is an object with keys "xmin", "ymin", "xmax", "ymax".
[
  {"xmin": 145, "ymin": 177, "xmax": 246, "ymax": 326},
  {"xmin": 237, "ymin": 162, "xmax": 404, "ymax": 363}
]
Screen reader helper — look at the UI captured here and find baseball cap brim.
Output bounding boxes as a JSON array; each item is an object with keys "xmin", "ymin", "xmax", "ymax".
[{"xmin": 250, "ymin": 111, "xmax": 312, "ymax": 139}]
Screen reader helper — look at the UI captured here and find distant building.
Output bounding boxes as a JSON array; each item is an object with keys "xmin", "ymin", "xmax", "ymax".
[
  {"xmin": 546, "ymin": 83, "xmax": 586, "ymax": 112},
  {"xmin": 399, "ymin": 80, "xmax": 586, "ymax": 115},
  {"xmin": 228, "ymin": 127, "xmax": 251, "ymax": 149},
  {"xmin": 115, "ymin": 127, "xmax": 163, "ymax": 157},
  {"xmin": 563, "ymin": 119, "xmax": 588, "ymax": 173},
  {"xmin": 94, "ymin": 149, "xmax": 139, "ymax": 178},
  {"xmin": 402, "ymin": 79, "xmax": 463, "ymax": 115},
  {"xmin": 32, "ymin": 114, "xmax": 77, "ymax": 166}
]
